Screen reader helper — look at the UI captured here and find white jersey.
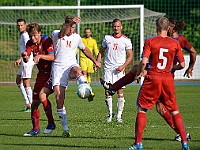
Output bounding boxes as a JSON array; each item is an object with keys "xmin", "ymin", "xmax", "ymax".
[
  {"xmin": 52, "ymin": 30, "xmax": 85, "ymax": 67},
  {"xmin": 18, "ymin": 32, "xmax": 34, "ymax": 78},
  {"xmin": 102, "ymin": 34, "xmax": 132, "ymax": 70},
  {"xmin": 19, "ymin": 32, "xmax": 29, "ymax": 54}
]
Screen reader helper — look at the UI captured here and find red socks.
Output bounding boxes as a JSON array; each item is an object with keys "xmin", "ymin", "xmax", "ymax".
[
  {"xmin": 31, "ymin": 109, "xmax": 40, "ymax": 131},
  {"xmin": 42, "ymin": 99, "xmax": 55, "ymax": 125},
  {"xmin": 135, "ymin": 112, "xmax": 146, "ymax": 144},
  {"xmin": 172, "ymin": 113, "xmax": 187, "ymax": 142}
]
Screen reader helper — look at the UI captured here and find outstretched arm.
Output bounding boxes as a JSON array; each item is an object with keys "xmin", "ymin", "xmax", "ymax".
[
  {"xmin": 184, "ymin": 47, "xmax": 197, "ymax": 78},
  {"xmin": 82, "ymin": 47, "xmax": 101, "ymax": 69}
]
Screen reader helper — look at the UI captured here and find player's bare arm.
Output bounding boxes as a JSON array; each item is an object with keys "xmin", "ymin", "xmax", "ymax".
[
  {"xmin": 184, "ymin": 47, "xmax": 197, "ymax": 78},
  {"xmin": 97, "ymin": 46, "xmax": 106, "ymax": 63},
  {"xmin": 116, "ymin": 49, "xmax": 133, "ymax": 72},
  {"xmin": 135, "ymin": 57, "xmax": 148, "ymax": 81},
  {"xmin": 172, "ymin": 61, "xmax": 185, "ymax": 73},
  {"xmin": 58, "ymin": 26, "xmax": 71, "ymax": 38},
  {"xmin": 14, "ymin": 56, "xmax": 22, "ymax": 66},
  {"xmin": 34, "ymin": 54, "xmax": 55, "ymax": 64}
]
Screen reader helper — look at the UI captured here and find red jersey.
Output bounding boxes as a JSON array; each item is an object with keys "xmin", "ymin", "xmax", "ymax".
[
  {"xmin": 173, "ymin": 34, "xmax": 192, "ymax": 65},
  {"xmin": 142, "ymin": 36, "xmax": 184, "ymax": 74},
  {"xmin": 26, "ymin": 35, "xmax": 54, "ymax": 73},
  {"xmin": 176, "ymin": 34, "xmax": 192, "ymax": 51}
]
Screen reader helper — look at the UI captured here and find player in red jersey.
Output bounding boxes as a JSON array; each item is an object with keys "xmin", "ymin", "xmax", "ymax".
[
  {"xmin": 100, "ymin": 17, "xmax": 196, "ymax": 141},
  {"xmin": 127, "ymin": 17, "xmax": 189, "ymax": 150},
  {"xmin": 22, "ymin": 23, "xmax": 56, "ymax": 136}
]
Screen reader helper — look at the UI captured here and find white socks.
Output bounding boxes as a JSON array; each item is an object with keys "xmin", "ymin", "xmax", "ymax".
[
  {"xmin": 25, "ymin": 87, "xmax": 32, "ymax": 104},
  {"xmin": 105, "ymin": 96, "xmax": 113, "ymax": 116},
  {"xmin": 117, "ymin": 97, "xmax": 125, "ymax": 119},
  {"xmin": 57, "ymin": 107, "xmax": 69, "ymax": 131},
  {"xmin": 18, "ymin": 83, "xmax": 29, "ymax": 105},
  {"xmin": 77, "ymin": 75, "xmax": 87, "ymax": 84}
]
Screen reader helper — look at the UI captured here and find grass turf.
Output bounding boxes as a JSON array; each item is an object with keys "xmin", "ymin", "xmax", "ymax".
[{"xmin": 0, "ymin": 84, "xmax": 200, "ymax": 150}]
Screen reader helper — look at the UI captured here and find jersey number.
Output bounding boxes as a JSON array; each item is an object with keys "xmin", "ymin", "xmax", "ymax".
[{"xmin": 157, "ymin": 48, "xmax": 168, "ymax": 69}]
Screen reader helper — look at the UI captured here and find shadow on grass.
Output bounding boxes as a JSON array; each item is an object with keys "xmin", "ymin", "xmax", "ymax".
[
  {"xmin": 0, "ymin": 118, "xmax": 60, "ymax": 122},
  {"xmin": 2, "ymin": 143, "xmax": 123, "ymax": 149}
]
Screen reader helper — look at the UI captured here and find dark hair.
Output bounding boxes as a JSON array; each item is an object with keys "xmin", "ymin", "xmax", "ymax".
[
  {"xmin": 17, "ymin": 18, "xmax": 26, "ymax": 24},
  {"xmin": 65, "ymin": 16, "xmax": 76, "ymax": 26},
  {"xmin": 156, "ymin": 17, "xmax": 169, "ymax": 31},
  {"xmin": 26, "ymin": 23, "xmax": 41, "ymax": 36},
  {"xmin": 169, "ymin": 17, "xmax": 186, "ymax": 32},
  {"xmin": 112, "ymin": 18, "xmax": 121, "ymax": 24},
  {"xmin": 85, "ymin": 27, "xmax": 91, "ymax": 31}
]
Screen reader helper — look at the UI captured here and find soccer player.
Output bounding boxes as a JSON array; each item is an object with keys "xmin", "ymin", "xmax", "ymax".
[
  {"xmin": 51, "ymin": 16, "xmax": 101, "ymax": 137},
  {"xmin": 97, "ymin": 18, "xmax": 133, "ymax": 123},
  {"xmin": 14, "ymin": 19, "xmax": 34, "ymax": 112},
  {"xmin": 100, "ymin": 17, "xmax": 195, "ymax": 141},
  {"xmin": 127, "ymin": 17, "xmax": 189, "ymax": 150},
  {"xmin": 80, "ymin": 28, "xmax": 99, "ymax": 85},
  {"xmin": 22, "ymin": 23, "xmax": 56, "ymax": 136}
]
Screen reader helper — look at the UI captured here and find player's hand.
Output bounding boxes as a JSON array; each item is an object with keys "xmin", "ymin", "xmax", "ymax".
[
  {"xmin": 14, "ymin": 59, "xmax": 21, "ymax": 66},
  {"xmin": 183, "ymin": 68, "xmax": 193, "ymax": 78},
  {"xmin": 95, "ymin": 61, "xmax": 101, "ymax": 69},
  {"xmin": 34, "ymin": 55, "xmax": 41, "ymax": 64},
  {"xmin": 116, "ymin": 66, "xmax": 124, "ymax": 73},
  {"xmin": 73, "ymin": 17, "xmax": 81, "ymax": 24}
]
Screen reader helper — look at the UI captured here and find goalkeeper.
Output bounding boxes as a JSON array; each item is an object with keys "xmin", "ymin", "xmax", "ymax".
[{"xmin": 80, "ymin": 28, "xmax": 99, "ymax": 86}]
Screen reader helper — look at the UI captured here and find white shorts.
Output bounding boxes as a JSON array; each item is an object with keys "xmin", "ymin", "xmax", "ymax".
[
  {"xmin": 17, "ymin": 60, "xmax": 35, "ymax": 79},
  {"xmin": 52, "ymin": 63, "xmax": 79, "ymax": 88},
  {"xmin": 104, "ymin": 68, "xmax": 125, "ymax": 88}
]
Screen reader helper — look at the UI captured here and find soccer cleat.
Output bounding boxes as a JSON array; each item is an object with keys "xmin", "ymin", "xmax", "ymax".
[
  {"xmin": 62, "ymin": 130, "xmax": 71, "ymax": 137},
  {"xmin": 182, "ymin": 142, "xmax": 190, "ymax": 150},
  {"xmin": 116, "ymin": 118, "xmax": 123, "ymax": 123},
  {"xmin": 21, "ymin": 103, "xmax": 31, "ymax": 111},
  {"xmin": 128, "ymin": 142, "xmax": 143, "ymax": 150},
  {"xmin": 88, "ymin": 92, "xmax": 95, "ymax": 102},
  {"xmin": 23, "ymin": 129, "xmax": 40, "ymax": 136},
  {"xmin": 174, "ymin": 133, "xmax": 191, "ymax": 142},
  {"xmin": 44, "ymin": 123, "xmax": 56, "ymax": 134},
  {"xmin": 24, "ymin": 108, "xmax": 31, "ymax": 112},
  {"xmin": 106, "ymin": 113, "xmax": 115, "ymax": 123},
  {"xmin": 99, "ymin": 78, "xmax": 115, "ymax": 96}
]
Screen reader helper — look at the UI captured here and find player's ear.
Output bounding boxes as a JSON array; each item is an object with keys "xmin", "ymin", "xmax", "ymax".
[{"xmin": 121, "ymin": 26, "xmax": 123, "ymax": 29}]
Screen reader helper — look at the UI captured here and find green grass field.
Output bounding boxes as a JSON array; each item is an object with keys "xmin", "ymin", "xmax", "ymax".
[{"xmin": 0, "ymin": 84, "xmax": 200, "ymax": 150}]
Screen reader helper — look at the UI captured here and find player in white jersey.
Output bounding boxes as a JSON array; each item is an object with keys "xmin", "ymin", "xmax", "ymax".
[
  {"xmin": 97, "ymin": 18, "xmax": 133, "ymax": 123},
  {"xmin": 14, "ymin": 19, "xmax": 34, "ymax": 112},
  {"xmin": 51, "ymin": 16, "xmax": 101, "ymax": 137}
]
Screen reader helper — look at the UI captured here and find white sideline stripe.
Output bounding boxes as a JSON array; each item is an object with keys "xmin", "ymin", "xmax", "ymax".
[{"xmin": 149, "ymin": 125, "xmax": 200, "ymax": 129}]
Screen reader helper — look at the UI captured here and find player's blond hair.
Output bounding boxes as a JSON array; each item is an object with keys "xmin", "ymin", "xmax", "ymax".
[
  {"xmin": 156, "ymin": 17, "xmax": 169, "ymax": 32},
  {"xmin": 26, "ymin": 23, "xmax": 41, "ymax": 36}
]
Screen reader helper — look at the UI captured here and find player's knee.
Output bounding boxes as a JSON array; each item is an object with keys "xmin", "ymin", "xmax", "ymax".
[
  {"xmin": 131, "ymin": 64, "xmax": 138, "ymax": 74},
  {"xmin": 118, "ymin": 93, "xmax": 124, "ymax": 98},
  {"xmin": 170, "ymin": 110, "xmax": 179, "ymax": 116},
  {"xmin": 39, "ymin": 92, "xmax": 46, "ymax": 101}
]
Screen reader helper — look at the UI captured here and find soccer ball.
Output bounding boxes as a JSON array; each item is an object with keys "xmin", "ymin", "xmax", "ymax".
[{"xmin": 76, "ymin": 83, "xmax": 92, "ymax": 99}]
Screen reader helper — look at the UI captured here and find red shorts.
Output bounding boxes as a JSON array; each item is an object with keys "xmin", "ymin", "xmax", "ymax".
[
  {"xmin": 33, "ymin": 72, "xmax": 54, "ymax": 100},
  {"xmin": 137, "ymin": 73, "xmax": 179, "ymax": 111}
]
